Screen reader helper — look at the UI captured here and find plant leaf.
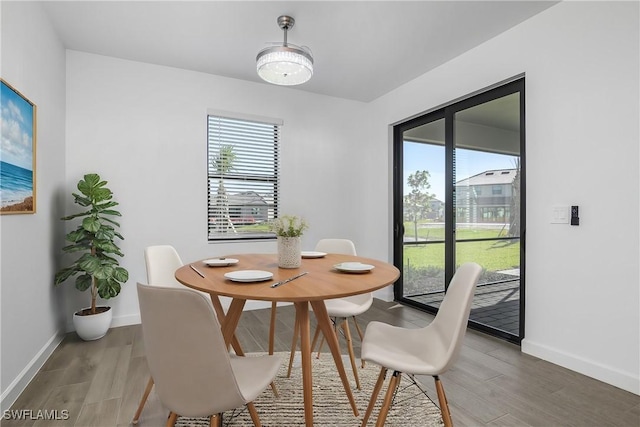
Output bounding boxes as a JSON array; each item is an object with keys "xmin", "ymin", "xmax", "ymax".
[
  {"xmin": 66, "ymin": 229, "xmax": 88, "ymax": 243},
  {"xmin": 93, "ymin": 264, "xmax": 114, "ymax": 280},
  {"xmin": 61, "ymin": 211, "xmax": 90, "ymax": 221},
  {"xmin": 80, "ymin": 174, "xmax": 100, "ymax": 190},
  {"xmin": 101, "ymin": 216, "xmax": 121, "ymax": 228},
  {"xmin": 113, "ymin": 267, "xmax": 129, "ymax": 282},
  {"xmin": 78, "ymin": 254, "xmax": 101, "ymax": 274},
  {"xmin": 98, "ymin": 208, "xmax": 122, "ymax": 216},
  {"xmin": 93, "ymin": 187, "xmax": 112, "ymax": 202},
  {"xmin": 62, "ymin": 243, "xmax": 92, "ymax": 253},
  {"xmin": 82, "ymin": 216, "xmax": 101, "ymax": 233},
  {"xmin": 75, "ymin": 274, "xmax": 92, "ymax": 291},
  {"xmin": 94, "ymin": 240, "xmax": 123, "ymax": 255},
  {"xmin": 95, "ymin": 227, "xmax": 115, "ymax": 240},
  {"xmin": 97, "ymin": 279, "xmax": 120, "ymax": 299},
  {"xmin": 55, "ymin": 267, "xmax": 79, "ymax": 285}
]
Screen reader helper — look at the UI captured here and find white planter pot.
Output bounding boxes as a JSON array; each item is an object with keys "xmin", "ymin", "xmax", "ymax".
[
  {"xmin": 73, "ymin": 306, "xmax": 112, "ymax": 341},
  {"xmin": 278, "ymin": 236, "xmax": 301, "ymax": 268}
]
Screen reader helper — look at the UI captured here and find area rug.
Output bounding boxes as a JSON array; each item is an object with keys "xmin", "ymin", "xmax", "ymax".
[{"xmin": 175, "ymin": 352, "xmax": 443, "ymax": 426}]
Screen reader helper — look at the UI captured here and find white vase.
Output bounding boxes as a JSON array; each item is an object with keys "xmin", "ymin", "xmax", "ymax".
[
  {"xmin": 278, "ymin": 236, "xmax": 301, "ymax": 268},
  {"xmin": 73, "ymin": 306, "xmax": 112, "ymax": 341}
]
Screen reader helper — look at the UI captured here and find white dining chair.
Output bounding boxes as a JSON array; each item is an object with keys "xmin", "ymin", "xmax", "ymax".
[
  {"xmin": 137, "ymin": 283, "xmax": 281, "ymax": 427},
  {"xmin": 286, "ymin": 238, "xmax": 371, "ymax": 390},
  {"xmin": 359, "ymin": 262, "xmax": 482, "ymax": 427},
  {"xmin": 133, "ymin": 245, "xmax": 187, "ymax": 424},
  {"xmin": 133, "ymin": 245, "xmax": 278, "ymax": 425}
]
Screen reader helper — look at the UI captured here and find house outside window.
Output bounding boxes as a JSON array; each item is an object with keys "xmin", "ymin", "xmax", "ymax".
[
  {"xmin": 207, "ymin": 112, "xmax": 282, "ymax": 241},
  {"xmin": 455, "ymin": 168, "xmax": 516, "ymax": 224}
]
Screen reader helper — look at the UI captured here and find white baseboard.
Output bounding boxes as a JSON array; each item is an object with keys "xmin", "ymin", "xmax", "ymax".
[
  {"xmin": 1, "ymin": 332, "xmax": 65, "ymax": 412},
  {"xmin": 111, "ymin": 313, "xmax": 141, "ymax": 328},
  {"xmin": 522, "ymin": 338, "xmax": 639, "ymax": 395},
  {"xmin": 373, "ymin": 286, "xmax": 394, "ymax": 302},
  {"xmin": 66, "ymin": 303, "xmax": 289, "ymax": 333}
]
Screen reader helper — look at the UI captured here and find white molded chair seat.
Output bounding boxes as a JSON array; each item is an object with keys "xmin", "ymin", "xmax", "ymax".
[
  {"xmin": 323, "ymin": 293, "xmax": 373, "ymax": 318},
  {"xmin": 360, "ymin": 322, "xmax": 444, "ymax": 375},
  {"xmin": 137, "ymin": 283, "xmax": 281, "ymax": 427},
  {"xmin": 360, "ymin": 262, "xmax": 482, "ymax": 427}
]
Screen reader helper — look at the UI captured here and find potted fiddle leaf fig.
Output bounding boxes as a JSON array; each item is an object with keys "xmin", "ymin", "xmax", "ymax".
[{"xmin": 54, "ymin": 173, "xmax": 129, "ymax": 340}]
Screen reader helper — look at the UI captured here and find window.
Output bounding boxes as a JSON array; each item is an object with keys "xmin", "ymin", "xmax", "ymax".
[
  {"xmin": 492, "ymin": 185, "xmax": 502, "ymax": 195},
  {"xmin": 207, "ymin": 113, "xmax": 281, "ymax": 241}
]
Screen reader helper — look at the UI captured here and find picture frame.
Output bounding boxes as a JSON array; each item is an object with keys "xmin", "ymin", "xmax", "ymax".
[{"xmin": 1, "ymin": 79, "xmax": 37, "ymax": 214}]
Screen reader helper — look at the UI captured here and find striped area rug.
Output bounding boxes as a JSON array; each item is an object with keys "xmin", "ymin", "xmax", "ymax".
[{"xmin": 176, "ymin": 352, "xmax": 443, "ymax": 427}]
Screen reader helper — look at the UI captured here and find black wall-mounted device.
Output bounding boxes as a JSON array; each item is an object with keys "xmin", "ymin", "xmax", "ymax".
[{"xmin": 571, "ymin": 205, "xmax": 580, "ymax": 226}]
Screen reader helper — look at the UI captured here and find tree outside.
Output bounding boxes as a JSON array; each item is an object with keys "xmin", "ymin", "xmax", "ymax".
[
  {"xmin": 404, "ymin": 170, "xmax": 435, "ymax": 242},
  {"xmin": 211, "ymin": 145, "xmax": 236, "ymax": 234}
]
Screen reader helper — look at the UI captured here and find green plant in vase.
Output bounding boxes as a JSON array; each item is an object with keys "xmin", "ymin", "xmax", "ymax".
[
  {"xmin": 269, "ymin": 215, "xmax": 308, "ymax": 268},
  {"xmin": 54, "ymin": 173, "xmax": 129, "ymax": 340},
  {"xmin": 269, "ymin": 214, "xmax": 309, "ymax": 237}
]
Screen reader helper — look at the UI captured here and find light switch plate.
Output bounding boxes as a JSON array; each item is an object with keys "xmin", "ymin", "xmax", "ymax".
[{"xmin": 551, "ymin": 206, "xmax": 569, "ymax": 224}]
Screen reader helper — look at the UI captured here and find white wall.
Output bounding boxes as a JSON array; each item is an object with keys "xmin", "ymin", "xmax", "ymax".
[
  {"xmin": 65, "ymin": 51, "xmax": 370, "ymax": 320},
  {"xmin": 362, "ymin": 1, "xmax": 639, "ymax": 394},
  {"xmin": 0, "ymin": 1, "xmax": 67, "ymax": 409}
]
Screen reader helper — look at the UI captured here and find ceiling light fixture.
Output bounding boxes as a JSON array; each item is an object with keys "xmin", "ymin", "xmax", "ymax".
[{"xmin": 256, "ymin": 15, "xmax": 313, "ymax": 86}]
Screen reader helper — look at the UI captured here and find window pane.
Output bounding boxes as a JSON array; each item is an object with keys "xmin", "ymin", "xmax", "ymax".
[
  {"xmin": 403, "ymin": 242, "xmax": 445, "ymax": 297},
  {"xmin": 402, "ymin": 118, "xmax": 446, "ymax": 298},
  {"xmin": 454, "ymin": 91, "xmax": 521, "ymax": 336},
  {"xmin": 207, "ymin": 115, "xmax": 279, "ymax": 241}
]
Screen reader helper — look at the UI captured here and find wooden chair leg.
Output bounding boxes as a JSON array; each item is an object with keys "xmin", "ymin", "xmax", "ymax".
[
  {"xmin": 247, "ymin": 402, "xmax": 262, "ymax": 427},
  {"xmin": 375, "ymin": 371, "xmax": 401, "ymax": 427},
  {"xmin": 352, "ymin": 316, "xmax": 365, "ymax": 341},
  {"xmin": 165, "ymin": 412, "xmax": 178, "ymax": 427},
  {"xmin": 352, "ymin": 316, "xmax": 366, "ymax": 368},
  {"xmin": 361, "ymin": 367, "xmax": 387, "ymax": 427},
  {"xmin": 316, "ymin": 317, "xmax": 343, "ymax": 361},
  {"xmin": 269, "ymin": 301, "xmax": 277, "ymax": 355},
  {"xmin": 209, "ymin": 413, "xmax": 222, "ymax": 427},
  {"xmin": 314, "ymin": 328, "xmax": 325, "ymax": 358},
  {"xmin": 287, "ymin": 315, "xmax": 300, "ymax": 377},
  {"xmin": 341, "ymin": 319, "xmax": 361, "ymax": 390},
  {"xmin": 310, "ymin": 324, "xmax": 322, "ymax": 354},
  {"xmin": 269, "ymin": 379, "xmax": 279, "ymax": 398},
  {"xmin": 132, "ymin": 376, "xmax": 154, "ymax": 424},
  {"xmin": 434, "ymin": 376, "xmax": 453, "ymax": 427}
]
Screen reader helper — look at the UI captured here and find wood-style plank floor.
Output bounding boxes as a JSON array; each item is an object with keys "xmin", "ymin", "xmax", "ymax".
[{"xmin": 5, "ymin": 299, "xmax": 639, "ymax": 426}]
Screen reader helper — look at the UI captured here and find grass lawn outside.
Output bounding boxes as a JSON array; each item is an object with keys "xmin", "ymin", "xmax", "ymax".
[{"xmin": 402, "ymin": 221, "xmax": 520, "ymax": 295}]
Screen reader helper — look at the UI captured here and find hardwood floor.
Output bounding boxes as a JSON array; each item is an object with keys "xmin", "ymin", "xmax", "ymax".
[{"xmin": 5, "ymin": 299, "xmax": 639, "ymax": 426}]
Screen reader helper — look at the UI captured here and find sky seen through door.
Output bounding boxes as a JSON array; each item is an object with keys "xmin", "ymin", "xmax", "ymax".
[{"xmin": 403, "ymin": 142, "xmax": 518, "ymax": 202}]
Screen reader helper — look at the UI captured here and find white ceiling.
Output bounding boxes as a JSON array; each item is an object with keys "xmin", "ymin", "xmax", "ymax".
[{"xmin": 41, "ymin": 1, "xmax": 557, "ymax": 103}]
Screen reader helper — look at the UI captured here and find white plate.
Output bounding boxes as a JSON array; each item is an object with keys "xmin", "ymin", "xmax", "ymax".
[
  {"xmin": 301, "ymin": 251, "xmax": 327, "ymax": 259},
  {"xmin": 203, "ymin": 258, "xmax": 239, "ymax": 267},
  {"xmin": 334, "ymin": 262, "xmax": 375, "ymax": 273},
  {"xmin": 224, "ymin": 270, "xmax": 273, "ymax": 283}
]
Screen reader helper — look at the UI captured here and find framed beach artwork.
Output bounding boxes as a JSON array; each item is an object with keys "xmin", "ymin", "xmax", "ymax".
[{"xmin": 1, "ymin": 79, "xmax": 36, "ymax": 214}]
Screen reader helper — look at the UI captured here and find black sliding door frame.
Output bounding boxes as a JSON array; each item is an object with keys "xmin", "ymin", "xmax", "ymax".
[{"xmin": 393, "ymin": 77, "xmax": 526, "ymax": 344}]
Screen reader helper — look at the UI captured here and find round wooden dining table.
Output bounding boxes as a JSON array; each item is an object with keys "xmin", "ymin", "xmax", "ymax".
[{"xmin": 175, "ymin": 253, "xmax": 400, "ymax": 427}]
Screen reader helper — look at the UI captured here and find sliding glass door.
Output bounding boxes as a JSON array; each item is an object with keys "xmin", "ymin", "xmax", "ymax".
[{"xmin": 393, "ymin": 79, "xmax": 525, "ymax": 343}]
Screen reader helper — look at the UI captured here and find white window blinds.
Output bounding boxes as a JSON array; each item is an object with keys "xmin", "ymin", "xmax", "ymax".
[{"xmin": 207, "ymin": 114, "xmax": 280, "ymax": 241}]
